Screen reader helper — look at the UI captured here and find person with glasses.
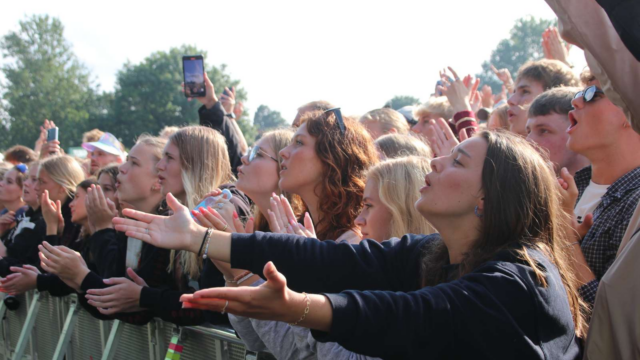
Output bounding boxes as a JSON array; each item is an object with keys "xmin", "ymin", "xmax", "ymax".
[
  {"xmin": 525, "ymin": 87, "xmax": 590, "ymax": 176},
  {"xmin": 558, "ymin": 85, "xmax": 640, "ymax": 307}
]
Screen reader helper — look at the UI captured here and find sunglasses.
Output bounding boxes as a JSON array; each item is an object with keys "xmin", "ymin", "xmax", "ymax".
[
  {"xmin": 248, "ymin": 146, "xmax": 278, "ymax": 163},
  {"xmin": 324, "ymin": 107, "xmax": 346, "ymax": 134},
  {"xmin": 574, "ymin": 85, "xmax": 605, "ymax": 103}
]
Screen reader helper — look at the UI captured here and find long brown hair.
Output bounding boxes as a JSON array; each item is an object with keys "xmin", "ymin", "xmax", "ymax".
[
  {"xmin": 420, "ymin": 130, "xmax": 588, "ymax": 338},
  {"xmin": 301, "ymin": 111, "xmax": 378, "ymax": 240}
]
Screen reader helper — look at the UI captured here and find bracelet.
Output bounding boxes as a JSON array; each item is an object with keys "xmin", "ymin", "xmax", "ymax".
[
  {"xmin": 202, "ymin": 229, "xmax": 213, "ymax": 259},
  {"xmin": 289, "ymin": 292, "xmax": 310, "ymax": 326},
  {"xmin": 566, "ymin": 241, "xmax": 580, "ymax": 248},
  {"xmin": 197, "ymin": 228, "xmax": 212, "ymax": 257},
  {"xmin": 224, "ymin": 270, "xmax": 252, "ymax": 284}
]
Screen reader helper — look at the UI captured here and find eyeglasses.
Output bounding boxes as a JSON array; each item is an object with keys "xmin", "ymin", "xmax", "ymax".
[
  {"xmin": 574, "ymin": 86, "xmax": 605, "ymax": 103},
  {"xmin": 324, "ymin": 107, "xmax": 346, "ymax": 134},
  {"xmin": 248, "ymin": 146, "xmax": 278, "ymax": 163}
]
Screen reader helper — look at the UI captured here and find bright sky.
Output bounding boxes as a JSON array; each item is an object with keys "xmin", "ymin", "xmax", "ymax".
[{"xmin": 1, "ymin": 0, "xmax": 586, "ymax": 122}]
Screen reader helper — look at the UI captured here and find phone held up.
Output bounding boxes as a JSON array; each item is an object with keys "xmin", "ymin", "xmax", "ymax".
[
  {"xmin": 182, "ymin": 55, "xmax": 206, "ymax": 98},
  {"xmin": 47, "ymin": 127, "xmax": 59, "ymax": 142}
]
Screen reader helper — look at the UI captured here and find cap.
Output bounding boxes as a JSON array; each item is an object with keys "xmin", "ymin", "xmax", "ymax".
[
  {"xmin": 397, "ymin": 105, "xmax": 418, "ymax": 126},
  {"xmin": 82, "ymin": 132, "xmax": 124, "ymax": 157}
]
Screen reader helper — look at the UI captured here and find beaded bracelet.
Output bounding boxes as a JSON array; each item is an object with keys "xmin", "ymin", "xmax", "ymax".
[
  {"xmin": 197, "ymin": 228, "xmax": 212, "ymax": 257},
  {"xmin": 202, "ymin": 229, "xmax": 213, "ymax": 259},
  {"xmin": 289, "ymin": 292, "xmax": 310, "ymax": 326}
]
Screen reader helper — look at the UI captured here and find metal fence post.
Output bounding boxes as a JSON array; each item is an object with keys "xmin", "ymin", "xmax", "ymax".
[
  {"xmin": 101, "ymin": 320, "xmax": 124, "ymax": 360},
  {"xmin": 52, "ymin": 294, "xmax": 80, "ymax": 360},
  {"xmin": 11, "ymin": 291, "xmax": 40, "ymax": 360}
]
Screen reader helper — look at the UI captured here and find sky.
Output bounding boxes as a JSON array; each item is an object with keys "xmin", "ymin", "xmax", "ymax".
[{"xmin": 0, "ymin": 0, "xmax": 586, "ymax": 123}]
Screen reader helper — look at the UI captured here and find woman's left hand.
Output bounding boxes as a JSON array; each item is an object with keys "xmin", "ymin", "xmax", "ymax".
[
  {"xmin": 267, "ymin": 194, "xmax": 316, "ymax": 238},
  {"xmin": 39, "ymin": 242, "xmax": 89, "ymax": 290},
  {"xmin": 182, "ymin": 262, "xmax": 302, "ymax": 321},
  {"xmin": 85, "ymin": 268, "xmax": 146, "ymax": 315}
]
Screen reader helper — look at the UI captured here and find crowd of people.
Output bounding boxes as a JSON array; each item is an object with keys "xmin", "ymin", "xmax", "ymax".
[{"xmin": 1, "ymin": 3, "xmax": 639, "ymax": 358}]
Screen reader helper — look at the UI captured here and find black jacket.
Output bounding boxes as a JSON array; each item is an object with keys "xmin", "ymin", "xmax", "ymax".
[
  {"xmin": 596, "ymin": 0, "xmax": 640, "ymax": 61},
  {"xmin": 198, "ymin": 102, "xmax": 244, "ymax": 176},
  {"xmin": 0, "ymin": 207, "xmax": 46, "ymax": 276},
  {"xmin": 229, "ymin": 232, "xmax": 582, "ymax": 360}
]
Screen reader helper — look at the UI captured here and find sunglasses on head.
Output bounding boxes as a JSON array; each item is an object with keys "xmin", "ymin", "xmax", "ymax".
[
  {"xmin": 574, "ymin": 85, "xmax": 605, "ymax": 103},
  {"xmin": 324, "ymin": 107, "xmax": 346, "ymax": 134},
  {"xmin": 248, "ymin": 146, "xmax": 278, "ymax": 163}
]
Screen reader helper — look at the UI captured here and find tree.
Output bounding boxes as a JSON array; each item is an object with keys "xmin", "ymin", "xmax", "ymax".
[
  {"xmin": 110, "ymin": 45, "xmax": 247, "ymax": 147},
  {"xmin": 0, "ymin": 15, "xmax": 99, "ymax": 149},
  {"xmin": 476, "ymin": 17, "xmax": 555, "ymax": 92},
  {"xmin": 253, "ymin": 105, "xmax": 287, "ymax": 133},
  {"xmin": 384, "ymin": 95, "xmax": 420, "ymax": 110},
  {"xmin": 237, "ymin": 117, "xmax": 258, "ymax": 146}
]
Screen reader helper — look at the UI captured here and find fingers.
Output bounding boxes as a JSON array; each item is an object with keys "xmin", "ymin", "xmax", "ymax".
[
  {"xmin": 263, "ymin": 262, "xmax": 286, "ymax": 289},
  {"xmin": 127, "ymin": 268, "xmax": 147, "ymax": 287},
  {"xmin": 459, "ymin": 128, "xmax": 469, "ymax": 141},
  {"xmin": 447, "ymin": 67, "xmax": 460, "ymax": 80},
  {"xmin": 303, "ymin": 212, "xmax": 316, "ymax": 237},
  {"xmin": 470, "ymin": 78, "xmax": 480, "ymax": 94},
  {"xmin": 39, "ymin": 242, "xmax": 61, "ymax": 261},
  {"xmin": 244, "ymin": 217, "xmax": 254, "ymax": 234},
  {"xmin": 192, "ymin": 209, "xmax": 215, "ymax": 228},
  {"xmin": 116, "ymin": 210, "xmax": 158, "ymax": 225},
  {"xmin": 280, "ymin": 195, "xmax": 297, "ymax": 225},
  {"xmin": 165, "ymin": 193, "xmax": 188, "ymax": 214},
  {"xmin": 490, "ymin": 64, "xmax": 499, "ymax": 75},
  {"xmin": 578, "ymin": 214, "xmax": 594, "ymax": 238},
  {"xmin": 231, "ymin": 211, "xmax": 244, "ymax": 234},
  {"xmin": 267, "ymin": 209, "xmax": 282, "ymax": 233}
]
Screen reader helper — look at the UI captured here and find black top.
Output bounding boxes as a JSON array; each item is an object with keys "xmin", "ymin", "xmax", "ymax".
[
  {"xmin": 198, "ymin": 102, "xmax": 244, "ymax": 177},
  {"xmin": 230, "ymin": 232, "xmax": 582, "ymax": 360},
  {"xmin": 0, "ymin": 207, "xmax": 46, "ymax": 276}
]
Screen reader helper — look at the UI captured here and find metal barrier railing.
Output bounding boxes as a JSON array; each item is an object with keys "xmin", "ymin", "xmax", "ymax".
[{"xmin": 0, "ymin": 292, "xmax": 276, "ymax": 360}]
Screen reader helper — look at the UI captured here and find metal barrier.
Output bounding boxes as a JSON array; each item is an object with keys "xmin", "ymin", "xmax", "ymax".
[{"xmin": 0, "ymin": 292, "xmax": 276, "ymax": 360}]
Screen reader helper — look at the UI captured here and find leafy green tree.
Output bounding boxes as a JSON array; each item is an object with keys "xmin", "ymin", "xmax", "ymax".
[
  {"xmin": 237, "ymin": 117, "xmax": 259, "ymax": 146},
  {"xmin": 0, "ymin": 15, "xmax": 99, "ymax": 149},
  {"xmin": 110, "ymin": 45, "xmax": 247, "ymax": 147},
  {"xmin": 253, "ymin": 105, "xmax": 287, "ymax": 132},
  {"xmin": 384, "ymin": 95, "xmax": 420, "ymax": 110},
  {"xmin": 477, "ymin": 16, "xmax": 555, "ymax": 92}
]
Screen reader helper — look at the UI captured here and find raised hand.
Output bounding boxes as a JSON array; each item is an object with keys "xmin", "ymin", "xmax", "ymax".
[
  {"xmin": 112, "ymin": 192, "xmax": 204, "ymax": 252},
  {"xmin": 557, "ymin": 168, "xmax": 592, "ymax": 241},
  {"xmin": 479, "ymin": 85, "xmax": 494, "ymax": 109},
  {"xmin": 233, "ymin": 101, "xmax": 244, "ymax": 120},
  {"xmin": 542, "ymin": 26, "xmax": 570, "ymax": 66},
  {"xmin": 267, "ymin": 194, "xmax": 316, "ymax": 238},
  {"xmin": 0, "ymin": 265, "xmax": 40, "ymax": 295},
  {"xmin": 490, "ymin": 65, "xmax": 514, "ymax": 93},
  {"xmin": 41, "ymin": 190, "xmax": 64, "ymax": 236},
  {"xmin": 0, "ymin": 211, "xmax": 16, "ymax": 234},
  {"xmin": 437, "ymin": 67, "xmax": 479, "ymax": 114},
  {"xmin": 220, "ymin": 86, "xmax": 236, "ymax": 114},
  {"xmin": 426, "ymin": 118, "xmax": 460, "ymax": 158},
  {"xmin": 192, "ymin": 205, "xmax": 253, "ymax": 234},
  {"xmin": 86, "ymin": 268, "xmax": 145, "ymax": 315},
  {"xmin": 86, "ymin": 185, "xmax": 118, "ymax": 232}
]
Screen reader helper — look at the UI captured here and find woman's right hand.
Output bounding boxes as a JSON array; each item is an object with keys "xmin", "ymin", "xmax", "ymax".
[
  {"xmin": 113, "ymin": 193, "xmax": 205, "ymax": 253},
  {"xmin": 41, "ymin": 190, "xmax": 63, "ymax": 236},
  {"xmin": 182, "ymin": 72, "xmax": 218, "ymax": 109},
  {"xmin": 86, "ymin": 185, "xmax": 118, "ymax": 232},
  {"xmin": 267, "ymin": 194, "xmax": 316, "ymax": 238},
  {"xmin": 0, "ymin": 211, "xmax": 16, "ymax": 234}
]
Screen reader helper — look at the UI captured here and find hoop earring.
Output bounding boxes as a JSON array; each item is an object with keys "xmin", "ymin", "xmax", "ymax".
[{"xmin": 474, "ymin": 206, "xmax": 483, "ymax": 218}]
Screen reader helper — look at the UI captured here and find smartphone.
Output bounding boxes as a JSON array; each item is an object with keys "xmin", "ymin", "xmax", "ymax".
[
  {"xmin": 223, "ymin": 88, "xmax": 232, "ymax": 97},
  {"xmin": 47, "ymin": 127, "xmax": 59, "ymax": 142},
  {"xmin": 182, "ymin": 55, "xmax": 206, "ymax": 98}
]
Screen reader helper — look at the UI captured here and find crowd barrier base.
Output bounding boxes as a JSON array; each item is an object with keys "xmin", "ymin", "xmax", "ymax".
[{"xmin": 0, "ymin": 292, "xmax": 276, "ymax": 360}]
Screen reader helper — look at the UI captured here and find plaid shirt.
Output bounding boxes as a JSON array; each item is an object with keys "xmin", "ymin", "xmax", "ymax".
[{"xmin": 574, "ymin": 165, "xmax": 640, "ymax": 305}]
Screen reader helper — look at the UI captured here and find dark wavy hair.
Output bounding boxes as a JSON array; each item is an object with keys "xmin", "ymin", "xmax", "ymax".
[
  {"xmin": 420, "ymin": 130, "xmax": 588, "ymax": 338},
  {"xmin": 300, "ymin": 111, "xmax": 378, "ymax": 241}
]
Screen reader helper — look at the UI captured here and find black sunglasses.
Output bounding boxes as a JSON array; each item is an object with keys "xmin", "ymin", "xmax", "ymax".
[
  {"xmin": 324, "ymin": 107, "xmax": 346, "ymax": 134},
  {"xmin": 248, "ymin": 146, "xmax": 278, "ymax": 163},
  {"xmin": 574, "ymin": 86, "xmax": 605, "ymax": 103}
]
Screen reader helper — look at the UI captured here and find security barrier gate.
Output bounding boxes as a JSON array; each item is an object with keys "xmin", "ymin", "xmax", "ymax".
[{"xmin": 0, "ymin": 292, "xmax": 275, "ymax": 360}]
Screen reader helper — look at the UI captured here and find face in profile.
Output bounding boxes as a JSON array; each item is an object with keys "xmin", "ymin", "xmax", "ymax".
[
  {"xmin": 69, "ymin": 187, "xmax": 88, "ymax": 223},
  {"xmin": 35, "ymin": 169, "xmax": 67, "ymax": 203},
  {"xmin": 118, "ymin": 144, "xmax": 161, "ymax": 204},
  {"xmin": 411, "ymin": 114, "xmax": 438, "ymax": 138},
  {"xmin": 236, "ymin": 137, "xmax": 280, "ymax": 200},
  {"xmin": 354, "ymin": 178, "xmax": 393, "ymax": 242},
  {"xmin": 0, "ymin": 169, "xmax": 23, "ymax": 204},
  {"xmin": 22, "ymin": 166, "xmax": 39, "ymax": 207},
  {"xmin": 526, "ymin": 113, "xmax": 573, "ymax": 173},
  {"xmin": 415, "ymin": 137, "xmax": 486, "ymax": 221},
  {"xmin": 507, "ymin": 78, "xmax": 545, "ymax": 136},
  {"xmin": 278, "ymin": 123, "xmax": 324, "ymax": 195},
  {"xmin": 361, "ymin": 120, "xmax": 390, "ymax": 140},
  {"xmin": 155, "ymin": 142, "xmax": 185, "ymax": 198},
  {"xmin": 91, "ymin": 148, "xmax": 121, "ymax": 174}
]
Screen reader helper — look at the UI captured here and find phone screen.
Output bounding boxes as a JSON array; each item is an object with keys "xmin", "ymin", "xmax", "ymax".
[
  {"xmin": 183, "ymin": 55, "xmax": 206, "ymax": 98},
  {"xmin": 47, "ymin": 127, "xmax": 59, "ymax": 142}
]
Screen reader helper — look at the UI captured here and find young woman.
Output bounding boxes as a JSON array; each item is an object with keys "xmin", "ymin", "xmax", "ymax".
[
  {"xmin": 0, "ymin": 156, "xmax": 84, "ymax": 277},
  {"xmin": 0, "ymin": 165, "xmax": 29, "ymax": 236},
  {"xmin": 277, "ymin": 110, "xmax": 378, "ymax": 242},
  {"xmin": 96, "ymin": 164, "xmax": 120, "ymax": 205},
  {"xmin": 116, "ymin": 130, "xmax": 587, "ymax": 360}
]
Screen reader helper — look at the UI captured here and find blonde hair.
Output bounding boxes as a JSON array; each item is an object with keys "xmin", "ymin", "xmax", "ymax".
[
  {"xmin": 38, "ymin": 155, "xmax": 85, "ymax": 198},
  {"xmin": 135, "ymin": 134, "xmax": 167, "ymax": 161},
  {"xmin": 359, "ymin": 109, "xmax": 410, "ymax": 135},
  {"xmin": 375, "ymin": 134, "xmax": 433, "ymax": 160},
  {"xmin": 168, "ymin": 126, "xmax": 235, "ymax": 278},
  {"xmin": 158, "ymin": 126, "xmax": 181, "ymax": 139},
  {"xmin": 82, "ymin": 128, "xmax": 104, "ymax": 143},
  {"xmin": 488, "ymin": 104, "xmax": 510, "ymax": 130},
  {"xmin": 365, "ymin": 157, "xmax": 436, "ymax": 238},
  {"xmin": 251, "ymin": 128, "xmax": 305, "ymax": 232},
  {"xmin": 413, "ymin": 97, "xmax": 454, "ymax": 121}
]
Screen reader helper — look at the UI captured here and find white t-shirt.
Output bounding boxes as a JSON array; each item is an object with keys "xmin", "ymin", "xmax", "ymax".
[{"xmin": 574, "ymin": 181, "xmax": 610, "ymax": 224}]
